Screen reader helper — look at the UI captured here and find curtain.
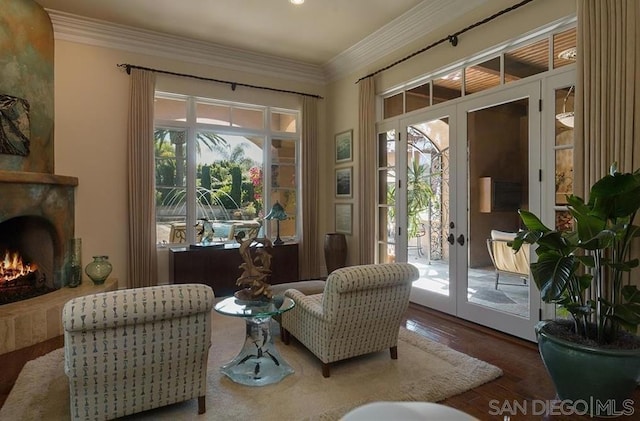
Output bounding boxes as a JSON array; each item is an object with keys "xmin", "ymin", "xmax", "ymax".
[
  {"xmin": 127, "ymin": 69, "xmax": 157, "ymax": 288},
  {"xmin": 357, "ymin": 77, "xmax": 376, "ymax": 264},
  {"xmin": 575, "ymin": 0, "xmax": 640, "ymax": 196},
  {"xmin": 300, "ymin": 96, "xmax": 321, "ymax": 279}
]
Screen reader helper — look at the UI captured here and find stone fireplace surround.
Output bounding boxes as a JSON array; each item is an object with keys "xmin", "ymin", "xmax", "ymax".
[
  {"xmin": 0, "ymin": 169, "xmax": 85, "ymax": 355},
  {"xmin": 0, "ymin": 170, "xmax": 78, "ymax": 291}
]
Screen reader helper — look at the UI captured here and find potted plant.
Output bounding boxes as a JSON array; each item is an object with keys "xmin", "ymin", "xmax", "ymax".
[{"xmin": 512, "ymin": 163, "xmax": 640, "ymax": 416}]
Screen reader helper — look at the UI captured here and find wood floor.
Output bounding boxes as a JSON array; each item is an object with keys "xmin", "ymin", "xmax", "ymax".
[{"xmin": 1, "ymin": 303, "xmax": 638, "ymax": 419}]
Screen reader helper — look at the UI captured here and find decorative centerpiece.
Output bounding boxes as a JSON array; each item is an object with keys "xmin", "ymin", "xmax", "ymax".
[{"xmin": 234, "ymin": 233, "xmax": 274, "ymax": 302}]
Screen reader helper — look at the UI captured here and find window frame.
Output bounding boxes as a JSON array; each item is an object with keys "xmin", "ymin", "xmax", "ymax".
[{"xmin": 154, "ymin": 92, "xmax": 300, "ymax": 246}]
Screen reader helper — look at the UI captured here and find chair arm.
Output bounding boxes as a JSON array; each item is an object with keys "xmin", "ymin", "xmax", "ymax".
[
  {"xmin": 62, "ymin": 283, "xmax": 214, "ymax": 332},
  {"xmin": 284, "ymin": 289, "xmax": 327, "ymax": 322}
]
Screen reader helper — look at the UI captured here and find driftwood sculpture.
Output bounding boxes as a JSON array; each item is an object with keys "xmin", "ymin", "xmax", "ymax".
[{"xmin": 234, "ymin": 233, "xmax": 274, "ymax": 301}]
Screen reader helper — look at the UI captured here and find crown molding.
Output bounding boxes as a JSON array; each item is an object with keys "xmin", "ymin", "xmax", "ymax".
[
  {"xmin": 47, "ymin": 1, "xmax": 488, "ymax": 87},
  {"xmin": 324, "ymin": 0, "xmax": 488, "ymax": 81},
  {"xmin": 47, "ymin": 10, "xmax": 327, "ymax": 86}
]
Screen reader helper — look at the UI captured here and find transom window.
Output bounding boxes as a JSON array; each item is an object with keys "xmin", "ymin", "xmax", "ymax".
[
  {"xmin": 384, "ymin": 25, "xmax": 576, "ymax": 118},
  {"xmin": 154, "ymin": 93, "xmax": 299, "ymax": 246}
]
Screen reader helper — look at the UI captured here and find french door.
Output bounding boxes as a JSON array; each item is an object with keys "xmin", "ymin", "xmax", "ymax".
[{"xmin": 380, "ymin": 81, "xmax": 543, "ymax": 341}]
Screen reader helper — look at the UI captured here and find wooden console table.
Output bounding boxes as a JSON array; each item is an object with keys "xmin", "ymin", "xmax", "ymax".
[{"xmin": 169, "ymin": 242, "xmax": 299, "ymax": 296}]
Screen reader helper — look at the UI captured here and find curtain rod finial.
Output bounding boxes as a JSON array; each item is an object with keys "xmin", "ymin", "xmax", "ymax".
[
  {"xmin": 448, "ymin": 35, "xmax": 458, "ymax": 47},
  {"xmin": 117, "ymin": 63, "xmax": 132, "ymax": 74},
  {"xmin": 231, "ymin": 82, "xmax": 237, "ymax": 91}
]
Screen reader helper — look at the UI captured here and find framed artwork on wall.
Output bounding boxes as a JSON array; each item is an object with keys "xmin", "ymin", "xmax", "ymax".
[
  {"xmin": 335, "ymin": 129, "xmax": 353, "ymax": 163},
  {"xmin": 335, "ymin": 203, "xmax": 352, "ymax": 235},
  {"xmin": 335, "ymin": 167, "xmax": 352, "ymax": 198}
]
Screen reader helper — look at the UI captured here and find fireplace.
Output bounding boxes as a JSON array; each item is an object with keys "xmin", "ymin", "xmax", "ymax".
[{"xmin": 0, "ymin": 170, "xmax": 78, "ymax": 305}]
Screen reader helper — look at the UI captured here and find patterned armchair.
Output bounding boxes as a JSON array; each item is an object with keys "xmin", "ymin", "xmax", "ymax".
[
  {"xmin": 281, "ymin": 263, "xmax": 419, "ymax": 377},
  {"xmin": 62, "ymin": 284, "xmax": 215, "ymax": 420}
]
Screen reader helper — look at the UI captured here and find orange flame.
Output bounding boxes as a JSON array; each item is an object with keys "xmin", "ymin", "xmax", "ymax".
[{"xmin": 0, "ymin": 251, "xmax": 38, "ymax": 284}]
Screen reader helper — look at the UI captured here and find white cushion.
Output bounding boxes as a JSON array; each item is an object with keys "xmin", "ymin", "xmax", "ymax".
[{"xmin": 491, "ymin": 229, "xmax": 517, "ymax": 242}]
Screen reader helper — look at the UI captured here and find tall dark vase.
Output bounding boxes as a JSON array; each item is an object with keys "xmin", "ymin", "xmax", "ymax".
[{"xmin": 324, "ymin": 233, "xmax": 347, "ymax": 275}]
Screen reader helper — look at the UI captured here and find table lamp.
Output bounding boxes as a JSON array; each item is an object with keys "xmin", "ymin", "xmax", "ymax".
[{"xmin": 264, "ymin": 201, "xmax": 287, "ymax": 245}]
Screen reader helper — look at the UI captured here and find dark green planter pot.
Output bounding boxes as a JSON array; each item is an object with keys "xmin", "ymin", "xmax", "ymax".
[{"xmin": 536, "ymin": 320, "xmax": 640, "ymax": 417}]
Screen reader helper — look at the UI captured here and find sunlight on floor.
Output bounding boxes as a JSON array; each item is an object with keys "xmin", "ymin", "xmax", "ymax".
[{"xmin": 409, "ymin": 256, "xmax": 529, "ymax": 317}]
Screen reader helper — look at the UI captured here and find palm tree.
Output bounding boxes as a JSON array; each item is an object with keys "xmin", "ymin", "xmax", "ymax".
[
  {"xmin": 154, "ymin": 129, "xmax": 227, "ymax": 187},
  {"xmin": 407, "ymin": 159, "xmax": 437, "ymax": 238}
]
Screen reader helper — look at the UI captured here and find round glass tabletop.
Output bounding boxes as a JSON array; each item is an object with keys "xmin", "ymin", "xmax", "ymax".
[{"xmin": 214, "ymin": 295, "xmax": 295, "ymax": 318}]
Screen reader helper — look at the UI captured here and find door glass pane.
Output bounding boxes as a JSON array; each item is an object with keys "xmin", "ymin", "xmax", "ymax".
[
  {"xmin": 407, "ymin": 118, "xmax": 450, "ymax": 297},
  {"xmin": 467, "ymin": 99, "xmax": 529, "ymax": 317},
  {"xmin": 378, "ymin": 130, "xmax": 396, "ymax": 263}
]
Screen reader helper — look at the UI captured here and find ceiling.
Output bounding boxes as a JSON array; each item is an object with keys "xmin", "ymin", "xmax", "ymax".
[{"xmin": 35, "ymin": 0, "xmax": 429, "ymax": 66}]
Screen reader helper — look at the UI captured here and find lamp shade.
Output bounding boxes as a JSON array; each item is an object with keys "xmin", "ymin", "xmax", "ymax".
[
  {"xmin": 264, "ymin": 201, "xmax": 287, "ymax": 221},
  {"xmin": 556, "ymin": 111, "xmax": 574, "ymax": 128}
]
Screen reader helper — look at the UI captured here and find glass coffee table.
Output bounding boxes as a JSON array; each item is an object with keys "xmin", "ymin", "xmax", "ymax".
[{"xmin": 214, "ymin": 296, "xmax": 295, "ymax": 386}]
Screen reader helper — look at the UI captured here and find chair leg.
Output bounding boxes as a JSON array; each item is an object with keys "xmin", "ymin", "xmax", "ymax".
[
  {"xmin": 494, "ymin": 272, "xmax": 500, "ymax": 289},
  {"xmin": 282, "ymin": 328, "xmax": 290, "ymax": 345},
  {"xmin": 390, "ymin": 346, "xmax": 398, "ymax": 360},
  {"xmin": 322, "ymin": 363, "xmax": 331, "ymax": 378},
  {"xmin": 198, "ymin": 396, "xmax": 206, "ymax": 414}
]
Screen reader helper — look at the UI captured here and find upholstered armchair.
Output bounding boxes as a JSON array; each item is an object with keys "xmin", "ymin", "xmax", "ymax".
[
  {"xmin": 62, "ymin": 283, "xmax": 215, "ymax": 420},
  {"xmin": 281, "ymin": 263, "xmax": 419, "ymax": 377}
]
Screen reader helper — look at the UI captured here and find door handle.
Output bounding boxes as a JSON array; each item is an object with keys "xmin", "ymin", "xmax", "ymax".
[
  {"xmin": 457, "ymin": 234, "xmax": 465, "ymax": 246},
  {"xmin": 447, "ymin": 233, "xmax": 455, "ymax": 245}
]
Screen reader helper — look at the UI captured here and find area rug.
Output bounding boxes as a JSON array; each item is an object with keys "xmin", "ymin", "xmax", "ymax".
[{"xmin": 1, "ymin": 311, "xmax": 502, "ymax": 420}]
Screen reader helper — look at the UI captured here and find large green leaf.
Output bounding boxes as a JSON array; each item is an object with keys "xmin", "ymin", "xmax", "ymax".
[
  {"xmin": 590, "ymin": 173, "xmax": 640, "ymax": 219},
  {"xmin": 531, "ymin": 254, "xmax": 575, "ymax": 302},
  {"xmin": 518, "ymin": 210, "xmax": 551, "ymax": 232}
]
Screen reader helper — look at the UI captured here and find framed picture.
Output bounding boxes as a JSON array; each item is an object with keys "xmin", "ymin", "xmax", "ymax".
[
  {"xmin": 335, "ymin": 129, "xmax": 353, "ymax": 163},
  {"xmin": 335, "ymin": 203, "xmax": 352, "ymax": 235},
  {"xmin": 335, "ymin": 167, "xmax": 352, "ymax": 198}
]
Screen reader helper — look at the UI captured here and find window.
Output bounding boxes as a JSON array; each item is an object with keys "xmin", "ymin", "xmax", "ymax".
[
  {"xmin": 154, "ymin": 94, "xmax": 299, "ymax": 245},
  {"xmin": 382, "ymin": 22, "xmax": 576, "ymax": 117}
]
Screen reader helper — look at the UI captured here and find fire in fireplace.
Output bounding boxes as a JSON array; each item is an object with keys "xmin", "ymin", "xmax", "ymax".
[
  {"xmin": 0, "ymin": 214, "xmax": 62, "ymax": 305},
  {"xmin": 0, "ymin": 248, "xmax": 52, "ymax": 305}
]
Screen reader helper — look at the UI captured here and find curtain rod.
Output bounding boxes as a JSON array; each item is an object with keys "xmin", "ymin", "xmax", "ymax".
[
  {"xmin": 117, "ymin": 63, "xmax": 324, "ymax": 99},
  {"xmin": 355, "ymin": 0, "xmax": 535, "ymax": 83}
]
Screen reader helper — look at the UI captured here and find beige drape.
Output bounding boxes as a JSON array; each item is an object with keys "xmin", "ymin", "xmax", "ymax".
[
  {"xmin": 575, "ymin": 0, "xmax": 640, "ymax": 196},
  {"xmin": 127, "ymin": 69, "xmax": 158, "ymax": 288},
  {"xmin": 300, "ymin": 96, "xmax": 321, "ymax": 279},
  {"xmin": 358, "ymin": 77, "xmax": 376, "ymax": 264}
]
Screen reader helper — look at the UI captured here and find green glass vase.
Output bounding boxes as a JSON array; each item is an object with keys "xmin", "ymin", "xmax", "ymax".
[
  {"xmin": 66, "ymin": 238, "xmax": 82, "ymax": 288},
  {"xmin": 85, "ymin": 255, "xmax": 113, "ymax": 285}
]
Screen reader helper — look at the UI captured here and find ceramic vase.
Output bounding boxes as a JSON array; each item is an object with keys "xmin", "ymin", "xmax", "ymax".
[
  {"xmin": 324, "ymin": 233, "xmax": 347, "ymax": 274},
  {"xmin": 85, "ymin": 255, "xmax": 113, "ymax": 285}
]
